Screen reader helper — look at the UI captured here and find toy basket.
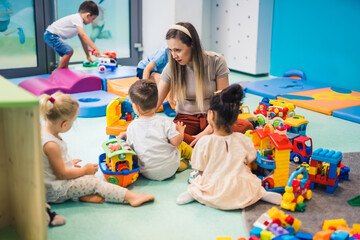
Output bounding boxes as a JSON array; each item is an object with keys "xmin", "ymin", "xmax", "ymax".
[{"xmin": 99, "ymin": 153, "xmax": 140, "ymax": 187}]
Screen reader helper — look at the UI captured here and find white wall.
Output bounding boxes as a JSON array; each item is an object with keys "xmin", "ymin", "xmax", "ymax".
[
  {"xmin": 141, "ymin": 0, "xmax": 273, "ymax": 75},
  {"xmin": 142, "ymin": 0, "xmax": 175, "ymax": 58},
  {"xmin": 209, "ymin": 0, "xmax": 273, "ymax": 75},
  {"xmin": 142, "ymin": 0, "xmax": 206, "ymax": 58}
]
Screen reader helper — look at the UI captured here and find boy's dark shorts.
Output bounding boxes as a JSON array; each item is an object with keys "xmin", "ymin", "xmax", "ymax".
[{"xmin": 44, "ymin": 30, "xmax": 73, "ymax": 57}]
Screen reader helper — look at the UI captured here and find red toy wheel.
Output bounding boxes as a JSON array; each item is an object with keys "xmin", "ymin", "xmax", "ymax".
[{"xmin": 99, "ymin": 65, "xmax": 106, "ymax": 72}]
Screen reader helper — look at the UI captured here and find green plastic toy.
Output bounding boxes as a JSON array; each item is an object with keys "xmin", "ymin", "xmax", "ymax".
[
  {"xmin": 348, "ymin": 195, "xmax": 360, "ymax": 206},
  {"xmin": 83, "ymin": 60, "xmax": 98, "ymax": 68}
]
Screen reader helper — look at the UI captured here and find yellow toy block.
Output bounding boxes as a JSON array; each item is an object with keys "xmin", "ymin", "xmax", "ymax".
[
  {"xmin": 322, "ymin": 219, "xmax": 347, "ymax": 231},
  {"xmin": 308, "ymin": 166, "xmax": 317, "ymax": 175},
  {"xmin": 260, "ymin": 230, "xmax": 275, "ymax": 240},
  {"xmin": 352, "ymin": 224, "xmax": 360, "ymax": 234}
]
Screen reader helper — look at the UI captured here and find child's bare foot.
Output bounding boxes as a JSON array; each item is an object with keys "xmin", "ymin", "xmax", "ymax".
[
  {"xmin": 79, "ymin": 194, "xmax": 105, "ymax": 203},
  {"xmin": 125, "ymin": 191, "xmax": 155, "ymax": 207}
]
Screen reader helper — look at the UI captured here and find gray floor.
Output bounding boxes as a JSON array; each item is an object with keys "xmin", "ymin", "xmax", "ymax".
[{"xmin": 8, "ymin": 70, "xmax": 360, "ymax": 239}]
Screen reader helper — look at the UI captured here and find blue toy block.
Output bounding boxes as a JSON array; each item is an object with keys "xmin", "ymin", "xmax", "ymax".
[
  {"xmin": 250, "ymin": 227, "xmax": 263, "ymax": 238},
  {"xmin": 311, "ymin": 148, "xmax": 342, "ymax": 164},
  {"xmin": 339, "ymin": 167, "xmax": 350, "ymax": 181},
  {"xmin": 326, "ymin": 178, "xmax": 340, "ymax": 194},
  {"xmin": 330, "ymin": 230, "xmax": 349, "ymax": 240},
  {"xmin": 295, "ymin": 232, "xmax": 313, "ymax": 240},
  {"xmin": 272, "ymin": 234, "xmax": 300, "ymax": 240},
  {"xmin": 328, "ymin": 163, "xmax": 338, "ymax": 179}
]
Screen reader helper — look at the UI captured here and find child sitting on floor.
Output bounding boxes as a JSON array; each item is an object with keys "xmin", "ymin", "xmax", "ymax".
[
  {"xmin": 176, "ymin": 84, "xmax": 282, "ymax": 210},
  {"xmin": 117, "ymin": 79, "xmax": 193, "ymax": 180},
  {"xmin": 40, "ymin": 91, "xmax": 154, "ymax": 206}
]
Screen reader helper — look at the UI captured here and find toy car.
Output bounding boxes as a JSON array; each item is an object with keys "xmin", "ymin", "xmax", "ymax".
[{"xmin": 98, "ymin": 57, "xmax": 117, "ymax": 73}]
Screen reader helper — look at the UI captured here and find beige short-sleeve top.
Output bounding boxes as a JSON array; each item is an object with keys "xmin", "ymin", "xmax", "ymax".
[{"xmin": 161, "ymin": 51, "xmax": 230, "ymax": 114}]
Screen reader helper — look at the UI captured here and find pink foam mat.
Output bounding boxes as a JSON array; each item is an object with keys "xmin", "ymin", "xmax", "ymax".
[{"xmin": 19, "ymin": 69, "xmax": 102, "ymax": 96}]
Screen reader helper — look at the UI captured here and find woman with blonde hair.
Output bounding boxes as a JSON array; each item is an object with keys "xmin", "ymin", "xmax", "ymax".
[{"xmin": 156, "ymin": 22, "xmax": 253, "ymax": 152}]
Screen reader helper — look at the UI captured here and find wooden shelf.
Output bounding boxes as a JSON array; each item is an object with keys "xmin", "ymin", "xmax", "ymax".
[{"xmin": 0, "ymin": 76, "xmax": 47, "ymax": 240}]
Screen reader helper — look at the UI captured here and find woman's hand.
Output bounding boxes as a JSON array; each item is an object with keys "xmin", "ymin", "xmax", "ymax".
[{"xmin": 189, "ymin": 125, "xmax": 213, "ymax": 147}]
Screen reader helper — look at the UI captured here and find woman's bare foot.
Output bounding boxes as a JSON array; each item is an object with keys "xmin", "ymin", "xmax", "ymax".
[
  {"xmin": 125, "ymin": 191, "xmax": 155, "ymax": 207},
  {"xmin": 79, "ymin": 194, "xmax": 105, "ymax": 203}
]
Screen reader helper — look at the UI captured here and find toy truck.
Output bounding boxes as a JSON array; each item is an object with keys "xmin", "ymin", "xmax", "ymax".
[
  {"xmin": 238, "ymin": 106, "xmax": 258, "ymax": 128},
  {"xmin": 288, "ymin": 135, "xmax": 313, "ymax": 163},
  {"xmin": 253, "ymin": 98, "xmax": 295, "ymax": 127}
]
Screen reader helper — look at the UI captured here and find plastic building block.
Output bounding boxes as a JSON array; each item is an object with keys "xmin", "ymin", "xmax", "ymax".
[
  {"xmin": 331, "ymin": 230, "xmax": 350, "ymax": 240},
  {"xmin": 295, "ymin": 232, "xmax": 313, "ymax": 240},
  {"xmin": 249, "ymin": 236, "xmax": 261, "ymax": 240},
  {"xmin": 260, "ymin": 230, "xmax": 275, "ymax": 240},
  {"xmin": 268, "ymin": 223, "xmax": 289, "ymax": 236},
  {"xmin": 311, "ymin": 148, "xmax": 342, "ymax": 164},
  {"xmin": 272, "ymin": 234, "xmax": 300, "ymax": 240},
  {"xmin": 353, "ymin": 224, "xmax": 360, "ymax": 234},
  {"xmin": 348, "ymin": 195, "xmax": 360, "ymax": 206},
  {"xmin": 253, "ymin": 213, "xmax": 273, "ymax": 229},
  {"xmin": 339, "ymin": 166, "xmax": 350, "ymax": 181},
  {"xmin": 314, "ymin": 230, "xmax": 334, "ymax": 240},
  {"xmin": 323, "ymin": 219, "xmax": 348, "ymax": 231},
  {"xmin": 250, "ymin": 227, "xmax": 263, "ymax": 238}
]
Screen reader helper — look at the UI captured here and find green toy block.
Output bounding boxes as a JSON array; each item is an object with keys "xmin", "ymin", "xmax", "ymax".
[{"xmin": 348, "ymin": 195, "xmax": 360, "ymax": 206}]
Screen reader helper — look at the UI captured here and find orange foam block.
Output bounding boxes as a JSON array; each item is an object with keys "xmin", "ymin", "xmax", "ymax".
[
  {"xmin": 278, "ymin": 87, "xmax": 360, "ymax": 115},
  {"xmin": 107, "ymin": 77, "xmax": 139, "ymax": 98}
]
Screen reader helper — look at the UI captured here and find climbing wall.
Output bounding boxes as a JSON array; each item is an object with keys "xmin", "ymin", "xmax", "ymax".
[{"xmin": 210, "ymin": 0, "xmax": 273, "ymax": 75}]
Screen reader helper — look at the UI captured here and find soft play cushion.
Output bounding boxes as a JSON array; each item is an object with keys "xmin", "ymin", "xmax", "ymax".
[
  {"xmin": 9, "ymin": 74, "xmax": 51, "ymax": 86},
  {"xmin": 19, "ymin": 69, "xmax": 102, "ymax": 96},
  {"xmin": 107, "ymin": 77, "xmax": 139, "ymax": 97},
  {"xmin": 332, "ymin": 106, "xmax": 360, "ymax": 124},
  {"xmin": 278, "ymin": 87, "xmax": 360, "ymax": 115},
  {"xmin": 71, "ymin": 90, "xmax": 119, "ymax": 118},
  {"xmin": 241, "ymin": 77, "xmax": 329, "ymax": 99},
  {"xmin": 85, "ymin": 66, "xmax": 137, "ymax": 91}
]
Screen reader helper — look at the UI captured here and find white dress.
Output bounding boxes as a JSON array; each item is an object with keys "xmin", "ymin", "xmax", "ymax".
[
  {"xmin": 42, "ymin": 131, "xmax": 74, "ymax": 202},
  {"xmin": 188, "ymin": 133, "xmax": 266, "ymax": 210}
]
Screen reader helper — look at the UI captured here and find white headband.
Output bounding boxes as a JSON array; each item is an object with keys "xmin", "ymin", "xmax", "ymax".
[{"xmin": 169, "ymin": 25, "xmax": 192, "ymax": 39}]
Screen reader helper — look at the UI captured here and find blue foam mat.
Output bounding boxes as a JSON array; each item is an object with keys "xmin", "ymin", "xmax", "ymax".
[
  {"xmin": 8, "ymin": 74, "xmax": 51, "ymax": 85},
  {"xmin": 84, "ymin": 66, "xmax": 137, "ymax": 91},
  {"xmin": 241, "ymin": 77, "xmax": 329, "ymax": 99},
  {"xmin": 332, "ymin": 106, "xmax": 360, "ymax": 124},
  {"xmin": 71, "ymin": 90, "xmax": 119, "ymax": 118}
]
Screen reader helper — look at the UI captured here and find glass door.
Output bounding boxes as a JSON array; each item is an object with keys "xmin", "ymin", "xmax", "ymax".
[
  {"xmin": 55, "ymin": 0, "xmax": 142, "ymax": 66},
  {"xmin": 0, "ymin": 0, "xmax": 142, "ymax": 79},
  {"xmin": 0, "ymin": 0, "xmax": 47, "ymax": 78}
]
